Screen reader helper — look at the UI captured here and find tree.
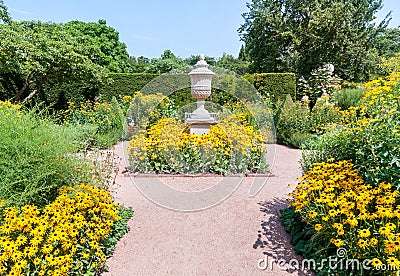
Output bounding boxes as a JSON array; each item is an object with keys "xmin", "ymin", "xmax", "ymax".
[
  {"xmin": 0, "ymin": 0, "xmax": 10, "ymax": 24},
  {"xmin": 239, "ymin": 0, "xmax": 390, "ymax": 81},
  {"xmin": 375, "ymin": 27, "xmax": 400, "ymax": 58},
  {"xmin": 215, "ymin": 53, "xmax": 250, "ymax": 75},
  {"xmin": 145, "ymin": 50, "xmax": 186, "ymax": 74},
  {"xmin": 185, "ymin": 55, "xmax": 216, "ymax": 66},
  {"xmin": 63, "ymin": 20, "xmax": 133, "ymax": 73},
  {"xmin": 0, "ymin": 21, "xmax": 106, "ymax": 103}
]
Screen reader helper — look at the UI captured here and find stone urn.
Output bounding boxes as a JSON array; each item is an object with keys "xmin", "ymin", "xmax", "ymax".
[{"xmin": 186, "ymin": 54, "xmax": 218, "ymax": 135}]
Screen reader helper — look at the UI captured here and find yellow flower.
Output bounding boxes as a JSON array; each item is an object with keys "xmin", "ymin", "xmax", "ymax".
[
  {"xmin": 357, "ymin": 239, "xmax": 368, "ymax": 248},
  {"xmin": 337, "ymin": 228, "xmax": 344, "ymax": 236},
  {"xmin": 386, "ymin": 257, "xmax": 400, "ymax": 269},
  {"xmin": 330, "ymin": 238, "xmax": 344, "ymax": 247},
  {"xmin": 308, "ymin": 212, "xmax": 317, "ymax": 219},
  {"xmin": 369, "ymin": 238, "xmax": 378, "ymax": 246},
  {"xmin": 358, "ymin": 229, "xmax": 371, "ymax": 238},
  {"xmin": 371, "ymin": 258, "xmax": 382, "ymax": 269},
  {"xmin": 379, "ymin": 226, "xmax": 392, "ymax": 236},
  {"xmin": 314, "ymin": 224, "xmax": 324, "ymax": 231}
]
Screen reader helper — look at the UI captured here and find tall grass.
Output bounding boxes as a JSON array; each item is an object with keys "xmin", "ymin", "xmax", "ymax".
[
  {"xmin": 0, "ymin": 101, "xmax": 95, "ymax": 208},
  {"xmin": 332, "ymin": 88, "xmax": 364, "ymax": 110}
]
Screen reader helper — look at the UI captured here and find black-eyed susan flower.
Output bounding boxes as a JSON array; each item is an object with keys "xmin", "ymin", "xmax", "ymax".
[
  {"xmin": 358, "ymin": 229, "xmax": 371, "ymax": 238},
  {"xmin": 371, "ymin": 258, "xmax": 382, "ymax": 269},
  {"xmin": 315, "ymin": 224, "xmax": 324, "ymax": 231},
  {"xmin": 358, "ymin": 239, "xmax": 368, "ymax": 248}
]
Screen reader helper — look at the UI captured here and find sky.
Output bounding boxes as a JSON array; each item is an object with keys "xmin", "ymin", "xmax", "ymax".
[{"xmin": 5, "ymin": 0, "xmax": 400, "ymax": 59}]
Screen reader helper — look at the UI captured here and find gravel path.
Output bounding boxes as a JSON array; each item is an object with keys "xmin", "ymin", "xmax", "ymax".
[{"xmin": 103, "ymin": 142, "xmax": 311, "ymax": 276}]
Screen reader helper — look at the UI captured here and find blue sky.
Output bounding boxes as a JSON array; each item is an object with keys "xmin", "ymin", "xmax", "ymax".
[{"xmin": 5, "ymin": 0, "xmax": 400, "ymax": 59}]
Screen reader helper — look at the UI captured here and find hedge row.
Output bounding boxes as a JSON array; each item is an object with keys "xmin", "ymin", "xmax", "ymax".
[
  {"xmin": 100, "ymin": 73, "xmax": 159, "ymax": 101},
  {"xmin": 100, "ymin": 72, "xmax": 296, "ymax": 103},
  {"xmin": 245, "ymin": 73, "xmax": 297, "ymax": 102},
  {"xmin": 0, "ymin": 72, "xmax": 297, "ymax": 108}
]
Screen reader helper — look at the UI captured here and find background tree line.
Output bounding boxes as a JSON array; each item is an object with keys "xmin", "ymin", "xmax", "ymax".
[
  {"xmin": 2, "ymin": 0, "xmax": 400, "ymax": 106},
  {"xmin": 238, "ymin": 0, "xmax": 400, "ymax": 81}
]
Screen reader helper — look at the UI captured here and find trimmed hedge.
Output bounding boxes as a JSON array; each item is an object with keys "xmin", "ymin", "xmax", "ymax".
[
  {"xmin": 251, "ymin": 73, "xmax": 296, "ymax": 102},
  {"xmin": 100, "ymin": 73, "xmax": 159, "ymax": 100},
  {"xmin": 101, "ymin": 72, "xmax": 296, "ymax": 104}
]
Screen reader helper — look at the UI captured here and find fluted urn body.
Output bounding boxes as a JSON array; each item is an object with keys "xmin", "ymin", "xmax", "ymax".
[{"xmin": 186, "ymin": 55, "xmax": 218, "ymax": 135}]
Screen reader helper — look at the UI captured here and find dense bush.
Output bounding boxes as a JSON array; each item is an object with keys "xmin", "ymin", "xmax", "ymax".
[
  {"xmin": 302, "ymin": 73, "xmax": 400, "ymax": 188},
  {"xmin": 332, "ymin": 88, "xmax": 364, "ymax": 110},
  {"xmin": 276, "ymin": 95, "xmax": 342, "ymax": 148},
  {"xmin": 284, "ymin": 159, "xmax": 400, "ymax": 275},
  {"xmin": 101, "ymin": 72, "xmax": 295, "ymax": 108},
  {"xmin": 99, "ymin": 73, "xmax": 159, "ymax": 101},
  {"xmin": 252, "ymin": 73, "xmax": 296, "ymax": 104},
  {"xmin": 0, "ymin": 101, "xmax": 97, "ymax": 208},
  {"xmin": 122, "ymin": 91, "xmax": 177, "ymax": 135},
  {"xmin": 0, "ymin": 184, "xmax": 133, "ymax": 275},
  {"xmin": 61, "ymin": 97, "xmax": 125, "ymax": 147},
  {"xmin": 127, "ymin": 114, "xmax": 268, "ymax": 175}
]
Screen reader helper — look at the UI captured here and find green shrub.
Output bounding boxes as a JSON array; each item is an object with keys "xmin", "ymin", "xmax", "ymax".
[
  {"xmin": 275, "ymin": 95, "xmax": 341, "ymax": 148},
  {"xmin": 61, "ymin": 97, "xmax": 125, "ymax": 147},
  {"xmin": 252, "ymin": 73, "xmax": 296, "ymax": 104},
  {"xmin": 332, "ymin": 88, "xmax": 364, "ymax": 110},
  {"xmin": 301, "ymin": 74, "xmax": 400, "ymax": 188},
  {"xmin": 100, "ymin": 73, "xmax": 159, "ymax": 101},
  {"xmin": 0, "ymin": 101, "xmax": 96, "ymax": 208}
]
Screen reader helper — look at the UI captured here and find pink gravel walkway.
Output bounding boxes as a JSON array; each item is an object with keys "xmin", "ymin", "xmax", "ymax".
[{"xmin": 103, "ymin": 143, "xmax": 312, "ymax": 276}]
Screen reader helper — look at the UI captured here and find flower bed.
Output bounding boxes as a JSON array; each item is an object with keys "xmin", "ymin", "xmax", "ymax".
[
  {"xmin": 281, "ymin": 74, "xmax": 400, "ymax": 275},
  {"xmin": 287, "ymin": 160, "xmax": 399, "ymax": 272},
  {"xmin": 0, "ymin": 184, "xmax": 132, "ymax": 276},
  {"xmin": 127, "ymin": 114, "xmax": 268, "ymax": 175}
]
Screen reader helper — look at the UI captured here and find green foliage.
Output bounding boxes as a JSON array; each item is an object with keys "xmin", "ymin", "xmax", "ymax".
[
  {"xmin": 63, "ymin": 20, "xmax": 134, "ymax": 73},
  {"xmin": 102, "ymin": 206, "xmax": 134, "ymax": 257},
  {"xmin": 122, "ymin": 92, "xmax": 177, "ymax": 130},
  {"xmin": 61, "ymin": 97, "xmax": 124, "ymax": 148},
  {"xmin": 215, "ymin": 53, "xmax": 250, "ymax": 75},
  {"xmin": 276, "ymin": 95, "xmax": 342, "ymax": 148},
  {"xmin": 239, "ymin": 0, "xmax": 390, "ymax": 81},
  {"xmin": 375, "ymin": 27, "xmax": 400, "ymax": 58},
  {"xmin": 144, "ymin": 50, "xmax": 187, "ymax": 74},
  {"xmin": 301, "ymin": 74, "xmax": 400, "ymax": 188},
  {"xmin": 100, "ymin": 73, "xmax": 159, "ymax": 101},
  {"xmin": 0, "ymin": 0, "xmax": 10, "ymax": 24},
  {"xmin": 331, "ymin": 88, "xmax": 364, "ymax": 110},
  {"xmin": 379, "ymin": 52, "xmax": 400, "ymax": 74},
  {"xmin": 280, "ymin": 206, "xmax": 336, "ymax": 276},
  {"xmin": 0, "ymin": 101, "xmax": 96, "ymax": 208},
  {"xmin": 252, "ymin": 73, "xmax": 296, "ymax": 104},
  {"xmin": 0, "ymin": 21, "xmax": 106, "ymax": 103}
]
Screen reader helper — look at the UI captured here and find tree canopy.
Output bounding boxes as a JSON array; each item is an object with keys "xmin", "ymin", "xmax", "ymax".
[
  {"xmin": 0, "ymin": 21, "xmax": 108, "ymax": 103},
  {"xmin": 239, "ymin": 0, "xmax": 392, "ymax": 81},
  {"xmin": 64, "ymin": 20, "xmax": 133, "ymax": 73},
  {"xmin": 0, "ymin": 0, "xmax": 10, "ymax": 24}
]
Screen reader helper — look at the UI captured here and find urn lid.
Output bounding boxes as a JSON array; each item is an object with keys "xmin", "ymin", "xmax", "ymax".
[{"xmin": 188, "ymin": 54, "xmax": 215, "ymax": 77}]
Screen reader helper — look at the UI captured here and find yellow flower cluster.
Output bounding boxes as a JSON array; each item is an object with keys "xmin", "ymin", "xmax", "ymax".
[
  {"xmin": 341, "ymin": 72, "xmax": 400, "ymax": 126},
  {"xmin": 289, "ymin": 159, "xmax": 400, "ymax": 270},
  {"xmin": 127, "ymin": 114, "xmax": 267, "ymax": 174},
  {"xmin": 122, "ymin": 91, "xmax": 174, "ymax": 128},
  {"xmin": 62, "ymin": 100, "xmax": 120, "ymax": 133},
  {"xmin": 0, "ymin": 100, "xmax": 21, "ymax": 110},
  {"xmin": 0, "ymin": 184, "xmax": 121, "ymax": 275}
]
